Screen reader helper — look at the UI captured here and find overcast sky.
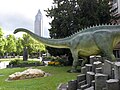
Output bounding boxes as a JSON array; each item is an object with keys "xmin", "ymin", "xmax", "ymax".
[{"xmin": 0, "ymin": 0, "xmax": 53, "ymax": 37}]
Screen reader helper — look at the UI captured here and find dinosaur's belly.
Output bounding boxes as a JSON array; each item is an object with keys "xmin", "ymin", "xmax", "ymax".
[{"xmin": 78, "ymin": 46, "xmax": 100, "ymax": 57}]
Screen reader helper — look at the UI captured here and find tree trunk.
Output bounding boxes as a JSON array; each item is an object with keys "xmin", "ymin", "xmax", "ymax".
[{"xmin": 23, "ymin": 47, "xmax": 28, "ymax": 61}]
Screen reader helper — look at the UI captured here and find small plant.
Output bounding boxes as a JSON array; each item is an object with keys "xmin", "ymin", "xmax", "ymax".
[
  {"xmin": 47, "ymin": 56, "xmax": 67, "ymax": 66},
  {"xmin": 48, "ymin": 61, "xmax": 60, "ymax": 66}
]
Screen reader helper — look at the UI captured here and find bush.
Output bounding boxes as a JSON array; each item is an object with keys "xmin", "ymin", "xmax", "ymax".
[
  {"xmin": 8, "ymin": 59, "xmax": 44, "ymax": 67},
  {"xmin": 9, "ymin": 59, "xmax": 21, "ymax": 65}
]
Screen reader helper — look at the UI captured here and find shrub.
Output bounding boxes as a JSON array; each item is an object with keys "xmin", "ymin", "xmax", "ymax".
[
  {"xmin": 8, "ymin": 59, "xmax": 43, "ymax": 67},
  {"xmin": 9, "ymin": 59, "xmax": 21, "ymax": 65}
]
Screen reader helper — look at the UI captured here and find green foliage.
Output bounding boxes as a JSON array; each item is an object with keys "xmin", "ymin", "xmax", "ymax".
[
  {"xmin": 0, "ymin": 28, "xmax": 5, "ymax": 56},
  {"xmin": 22, "ymin": 34, "xmax": 46, "ymax": 55},
  {"xmin": 16, "ymin": 37, "xmax": 23, "ymax": 55},
  {"xmin": 9, "ymin": 59, "xmax": 43, "ymax": 67},
  {"xmin": 5, "ymin": 34, "xmax": 16, "ymax": 53},
  {"xmin": 9, "ymin": 59, "xmax": 21, "ymax": 65}
]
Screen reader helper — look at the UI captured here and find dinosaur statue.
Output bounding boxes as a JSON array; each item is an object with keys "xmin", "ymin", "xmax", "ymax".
[{"xmin": 14, "ymin": 24, "xmax": 120, "ymax": 72}]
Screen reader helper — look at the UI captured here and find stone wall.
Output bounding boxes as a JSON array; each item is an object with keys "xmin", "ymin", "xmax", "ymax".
[{"xmin": 57, "ymin": 58, "xmax": 120, "ymax": 90}]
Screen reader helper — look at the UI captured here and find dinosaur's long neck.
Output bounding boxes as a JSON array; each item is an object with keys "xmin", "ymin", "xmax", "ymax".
[{"xmin": 14, "ymin": 28, "xmax": 70, "ymax": 48}]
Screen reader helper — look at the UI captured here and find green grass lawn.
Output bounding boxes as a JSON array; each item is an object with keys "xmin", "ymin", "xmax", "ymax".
[{"xmin": 0, "ymin": 66, "xmax": 79, "ymax": 90}]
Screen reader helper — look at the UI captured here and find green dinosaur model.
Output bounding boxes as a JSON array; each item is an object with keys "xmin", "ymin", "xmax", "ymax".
[{"xmin": 14, "ymin": 24, "xmax": 120, "ymax": 72}]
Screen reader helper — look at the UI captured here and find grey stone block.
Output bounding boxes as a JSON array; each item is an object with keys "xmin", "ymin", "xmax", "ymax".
[
  {"xmin": 96, "ymin": 67, "xmax": 102, "ymax": 73},
  {"xmin": 90, "ymin": 57, "xmax": 98, "ymax": 64},
  {"xmin": 86, "ymin": 72, "xmax": 95, "ymax": 86},
  {"xmin": 57, "ymin": 83, "xmax": 68, "ymax": 90},
  {"xmin": 92, "ymin": 80, "xmax": 95, "ymax": 90},
  {"xmin": 77, "ymin": 74, "xmax": 86, "ymax": 82},
  {"xmin": 111, "ymin": 68, "xmax": 114, "ymax": 79},
  {"xmin": 114, "ymin": 62, "xmax": 120, "ymax": 80},
  {"xmin": 85, "ymin": 64, "xmax": 92, "ymax": 72},
  {"xmin": 95, "ymin": 73, "xmax": 108, "ymax": 90},
  {"xmin": 92, "ymin": 61, "xmax": 102, "ymax": 73},
  {"xmin": 84, "ymin": 86, "xmax": 94, "ymax": 90},
  {"xmin": 106, "ymin": 79, "xmax": 119, "ymax": 90},
  {"xmin": 77, "ymin": 80, "xmax": 86, "ymax": 89},
  {"xmin": 90, "ymin": 56, "xmax": 102, "ymax": 64},
  {"xmin": 81, "ymin": 84, "xmax": 89, "ymax": 90},
  {"xmin": 103, "ymin": 60, "xmax": 113, "ymax": 78},
  {"xmin": 68, "ymin": 80, "xmax": 77, "ymax": 90},
  {"xmin": 81, "ymin": 66, "xmax": 86, "ymax": 74}
]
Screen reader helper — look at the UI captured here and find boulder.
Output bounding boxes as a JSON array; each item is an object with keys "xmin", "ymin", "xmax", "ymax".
[{"xmin": 8, "ymin": 68, "xmax": 46, "ymax": 80}]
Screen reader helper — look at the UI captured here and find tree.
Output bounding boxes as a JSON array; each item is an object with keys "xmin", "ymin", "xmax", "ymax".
[
  {"xmin": 22, "ymin": 34, "xmax": 30, "ymax": 61},
  {"xmin": 16, "ymin": 37, "xmax": 23, "ymax": 56},
  {"xmin": 5, "ymin": 34, "xmax": 16, "ymax": 57},
  {"xmin": 0, "ymin": 28, "xmax": 5, "ymax": 57},
  {"xmin": 45, "ymin": 0, "xmax": 80, "ymax": 38}
]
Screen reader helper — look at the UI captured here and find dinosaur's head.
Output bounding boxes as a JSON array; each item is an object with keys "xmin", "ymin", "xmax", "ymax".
[{"xmin": 13, "ymin": 29, "xmax": 18, "ymax": 34}]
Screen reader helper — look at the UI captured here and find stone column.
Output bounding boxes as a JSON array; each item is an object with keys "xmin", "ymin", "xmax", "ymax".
[
  {"xmin": 92, "ymin": 61, "xmax": 102, "ymax": 73},
  {"xmin": 114, "ymin": 62, "xmax": 120, "ymax": 79},
  {"xmin": 95, "ymin": 73, "xmax": 108, "ymax": 90},
  {"xmin": 90, "ymin": 57, "xmax": 98, "ymax": 64},
  {"xmin": 77, "ymin": 74, "xmax": 86, "ymax": 82},
  {"xmin": 106, "ymin": 79, "xmax": 119, "ymax": 90},
  {"xmin": 81, "ymin": 66, "xmax": 86, "ymax": 74},
  {"xmin": 85, "ymin": 64, "xmax": 92, "ymax": 72},
  {"xmin": 103, "ymin": 60, "xmax": 113, "ymax": 78},
  {"xmin": 96, "ymin": 67, "xmax": 102, "ymax": 73},
  {"xmin": 68, "ymin": 80, "xmax": 77, "ymax": 90},
  {"xmin": 77, "ymin": 74, "xmax": 86, "ymax": 89},
  {"xmin": 86, "ymin": 72, "xmax": 95, "ymax": 86}
]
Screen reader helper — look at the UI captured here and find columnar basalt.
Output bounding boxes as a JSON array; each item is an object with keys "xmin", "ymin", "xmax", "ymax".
[{"xmin": 57, "ymin": 58, "xmax": 120, "ymax": 90}]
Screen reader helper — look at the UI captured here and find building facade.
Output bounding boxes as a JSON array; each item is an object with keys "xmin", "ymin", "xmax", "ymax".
[
  {"xmin": 112, "ymin": 0, "xmax": 120, "ymax": 13},
  {"xmin": 34, "ymin": 10, "xmax": 43, "ymax": 36}
]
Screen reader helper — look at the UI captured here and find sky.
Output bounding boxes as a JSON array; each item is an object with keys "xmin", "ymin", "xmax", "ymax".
[{"xmin": 0, "ymin": 0, "xmax": 53, "ymax": 37}]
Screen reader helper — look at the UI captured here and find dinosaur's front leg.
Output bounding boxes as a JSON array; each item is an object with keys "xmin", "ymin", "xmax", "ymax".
[
  {"xmin": 81, "ymin": 57, "xmax": 88, "ymax": 67},
  {"xmin": 70, "ymin": 50, "xmax": 78, "ymax": 72}
]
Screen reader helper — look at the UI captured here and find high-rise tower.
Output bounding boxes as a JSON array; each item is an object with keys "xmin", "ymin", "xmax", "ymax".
[{"xmin": 34, "ymin": 10, "xmax": 43, "ymax": 36}]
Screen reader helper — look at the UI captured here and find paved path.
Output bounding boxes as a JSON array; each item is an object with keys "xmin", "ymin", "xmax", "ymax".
[{"xmin": 0, "ymin": 61, "xmax": 10, "ymax": 69}]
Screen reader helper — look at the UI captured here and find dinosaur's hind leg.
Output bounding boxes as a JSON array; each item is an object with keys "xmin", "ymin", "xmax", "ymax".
[
  {"xmin": 81, "ymin": 57, "xmax": 89, "ymax": 67},
  {"xmin": 70, "ymin": 50, "xmax": 79, "ymax": 72}
]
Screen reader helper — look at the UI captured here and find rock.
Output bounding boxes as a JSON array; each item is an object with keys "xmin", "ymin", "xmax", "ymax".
[{"xmin": 8, "ymin": 68, "xmax": 47, "ymax": 80}]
